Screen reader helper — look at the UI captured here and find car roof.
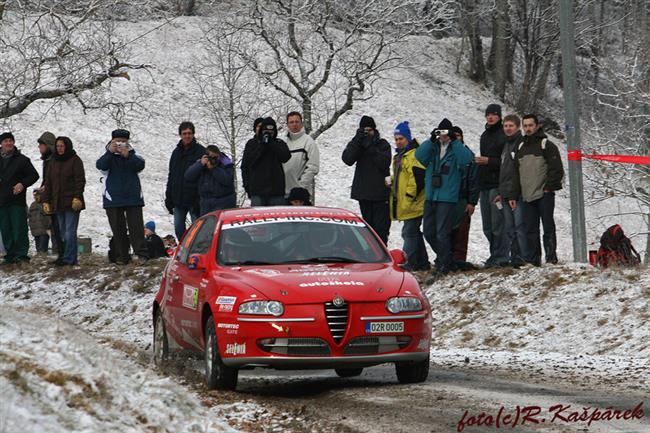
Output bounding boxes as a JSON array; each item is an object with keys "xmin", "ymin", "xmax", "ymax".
[{"xmin": 214, "ymin": 206, "xmax": 363, "ymax": 226}]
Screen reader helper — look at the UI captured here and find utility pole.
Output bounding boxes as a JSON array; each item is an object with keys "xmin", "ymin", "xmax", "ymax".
[{"xmin": 559, "ymin": 0, "xmax": 587, "ymax": 262}]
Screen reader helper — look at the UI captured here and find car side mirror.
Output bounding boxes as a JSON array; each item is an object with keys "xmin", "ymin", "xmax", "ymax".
[
  {"xmin": 188, "ymin": 254, "xmax": 207, "ymax": 270},
  {"xmin": 389, "ymin": 249, "xmax": 407, "ymax": 266}
]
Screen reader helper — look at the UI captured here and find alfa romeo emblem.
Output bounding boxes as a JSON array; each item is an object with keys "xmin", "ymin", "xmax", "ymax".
[{"xmin": 333, "ymin": 295, "xmax": 345, "ymax": 307}]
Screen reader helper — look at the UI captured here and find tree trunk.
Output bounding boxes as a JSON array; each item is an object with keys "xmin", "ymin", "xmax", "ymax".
[
  {"xmin": 302, "ymin": 98, "xmax": 313, "ymax": 135},
  {"xmin": 0, "ymin": 1, "xmax": 5, "ymax": 21},
  {"xmin": 492, "ymin": 0, "xmax": 510, "ymax": 99},
  {"xmin": 461, "ymin": 0, "xmax": 485, "ymax": 82}
]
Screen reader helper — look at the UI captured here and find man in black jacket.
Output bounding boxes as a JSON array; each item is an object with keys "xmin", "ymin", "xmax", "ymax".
[
  {"xmin": 165, "ymin": 121, "xmax": 206, "ymax": 240},
  {"xmin": 0, "ymin": 132, "xmax": 40, "ymax": 264},
  {"xmin": 476, "ymin": 103, "xmax": 508, "ymax": 267},
  {"xmin": 241, "ymin": 117, "xmax": 291, "ymax": 206},
  {"xmin": 511, "ymin": 114, "xmax": 564, "ymax": 265},
  {"xmin": 499, "ymin": 114, "xmax": 527, "ymax": 267},
  {"xmin": 342, "ymin": 115, "xmax": 392, "ymax": 244}
]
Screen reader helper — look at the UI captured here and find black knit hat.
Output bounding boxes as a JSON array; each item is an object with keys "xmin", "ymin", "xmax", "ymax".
[
  {"xmin": 432, "ymin": 118, "xmax": 453, "ymax": 137},
  {"xmin": 287, "ymin": 187, "xmax": 312, "ymax": 205},
  {"xmin": 253, "ymin": 117, "xmax": 264, "ymax": 131},
  {"xmin": 485, "ymin": 103, "xmax": 502, "ymax": 118},
  {"xmin": 451, "ymin": 126, "xmax": 463, "ymax": 139},
  {"xmin": 260, "ymin": 117, "xmax": 278, "ymax": 138},
  {"xmin": 0, "ymin": 132, "xmax": 15, "ymax": 142},
  {"xmin": 359, "ymin": 115, "xmax": 376, "ymax": 130},
  {"xmin": 111, "ymin": 129, "xmax": 130, "ymax": 140}
]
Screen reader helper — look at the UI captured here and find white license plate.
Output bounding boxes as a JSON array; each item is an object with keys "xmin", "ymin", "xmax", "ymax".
[{"xmin": 365, "ymin": 321, "xmax": 404, "ymax": 333}]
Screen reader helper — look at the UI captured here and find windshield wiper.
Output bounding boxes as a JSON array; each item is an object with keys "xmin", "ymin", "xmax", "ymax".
[
  {"xmin": 282, "ymin": 256, "xmax": 359, "ymax": 264},
  {"xmin": 224, "ymin": 260, "xmax": 274, "ymax": 266}
]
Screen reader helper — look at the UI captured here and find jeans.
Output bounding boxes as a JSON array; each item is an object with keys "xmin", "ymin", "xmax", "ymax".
[
  {"xmin": 250, "ymin": 196, "xmax": 287, "ymax": 207},
  {"xmin": 502, "ymin": 200, "xmax": 527, "ymax": 265},
  {"xmin": 423, "ymin": 201, "xmax": 456, "ymax": 273},
  {"xmin": 521, "ymin": 192, "xmax": 557, "ymax": 265},
  {"xmin": 358, "ymin": 200, "xmax": 391, "ymax": 245},
  {"xmin": 479, "ymin": 188, "xmax": 509, "ymax": 266},
  {"xmin": 34, "ymin": 234, "xmax": 50, "ymax": 253},
  {"xmin": 401, "ymin": 217, "xmax": 429, "ymax": 270},
  {"xmin": 57, "ymin": 211, "xmax": 80, "ymax": 265},
  {"xmin": 173, "ymin": 207, "xmax": 198, "ymax": 241},
  {"xmin": 50, "ymin": 213, "xmax": 64, "ymax": 258}
]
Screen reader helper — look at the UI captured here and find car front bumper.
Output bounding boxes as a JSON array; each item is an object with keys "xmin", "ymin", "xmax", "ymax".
[{"xmin": 221, "ymin": 351, "xmax": 429, "ymax": 369}]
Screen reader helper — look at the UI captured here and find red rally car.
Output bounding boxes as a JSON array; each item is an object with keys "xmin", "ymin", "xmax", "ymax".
[{"xmin": 153, "ymin": 207, "xmax": 432, "ymax": 390}]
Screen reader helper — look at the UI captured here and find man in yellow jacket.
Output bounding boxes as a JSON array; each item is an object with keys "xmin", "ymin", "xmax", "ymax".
[{"xmin": 389, "ymin": 121, "xmax": 429, "ymax": 271}]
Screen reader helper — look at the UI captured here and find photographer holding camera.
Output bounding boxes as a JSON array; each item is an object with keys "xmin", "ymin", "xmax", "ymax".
[
  {"xmin": 184, "ymin": 144, "xmax": 236, "ymax": 216},
  {"xmin": 341, "ymin": 115, "xmax": 392, "ymax": 244},
  {"xmin": 415, "ymin": 118, "xmax": 474, "ymax": 280},
  {"xmin": 96, "ymin": 129, "xmax": 149, "ymax": 265},
  {"xmin": 241, "ymin": 117, "xmax": 291, "ymax": 206}
]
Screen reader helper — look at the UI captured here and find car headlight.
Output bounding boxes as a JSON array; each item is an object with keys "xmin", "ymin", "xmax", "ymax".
[
  {"xmin": 386, "ymin": 297, "xmax": 423, "ymax": 313},
  {"xmin": 238, "ymin": 300, "xmax": 284, "ymax": 316}
]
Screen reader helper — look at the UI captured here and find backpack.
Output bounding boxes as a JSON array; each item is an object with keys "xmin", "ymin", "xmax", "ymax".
[{"xmin": 596, "ymin": 224, "xmax": 641, "ymax": 268}]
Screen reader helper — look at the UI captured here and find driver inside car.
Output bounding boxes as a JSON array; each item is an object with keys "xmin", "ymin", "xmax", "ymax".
[{"xmin": 220, "ymin": 228, "xmax": 255, "ymax": 264}]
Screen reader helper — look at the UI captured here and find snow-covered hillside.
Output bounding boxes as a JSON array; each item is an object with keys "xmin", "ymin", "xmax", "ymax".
[{"xmin": 1, "ymin": 16, "xmax": 645, "ymax": 262}]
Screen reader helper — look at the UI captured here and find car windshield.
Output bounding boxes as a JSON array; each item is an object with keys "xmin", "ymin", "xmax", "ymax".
[{"xmin": 217, "ymin": 219, "xmax": 389, "ymax": 265}]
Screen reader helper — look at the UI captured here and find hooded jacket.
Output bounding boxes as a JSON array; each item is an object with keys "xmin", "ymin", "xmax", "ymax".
[
  {"xmin": 499, "ymin": 130, "xmax": 523, "ymax": 201},
  {"xmin": 241, "ymin": 120, "xmax": 291, "ymax": 197},
  {"xmin": 283, "ymin": 128, "xmax": 320, "ymax": 197},
  {"xmin": 96, "ymin": 142, "xmax": 145, "ymax": 208},
  {"xmin": 185, "ymin": 153, "xmax": 236, "ymax": 215},
  {"xmin": 0, "ymin": 147, "xmax": 39, "ymax": 207},
  {"xmin": 478, "ymin": 121, "xmax": 506, "ymax": 190},
  {"xmin": 415, "ymin": 137, "xmax": 474, "ymax": 203},
  {"xmin": 166, "ymin": 139, "xmax": 206, "ymax": 210},
  {"xmin": 389, "ymin": 140, "xmax": 426, "ymax": 221},
  {"xmin": 42, "ymin": 139, "xmax": 86, "ymax": 212},
  {"xmin": 342, "ymin": 129, "xmax": 392, "ymax": 201},
  {"xmin": 512, "ymin": 130, "xmax": 564, "ymax": 202}
]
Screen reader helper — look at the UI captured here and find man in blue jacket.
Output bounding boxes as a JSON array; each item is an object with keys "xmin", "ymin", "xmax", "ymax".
[
  {"xmin": 165, "ymin": 122, "xmax": 205, "ymax": 240},
  {"xmin": 185, "ymin": 144, "xmax": 236, "ymax": 216},
  {"xmin": 415, "ymin": 119, "xmax": 474, "ymax": 278},
  {"xmin": 96, "ymin": 129, "xmax": 148, "ymax": 265}
]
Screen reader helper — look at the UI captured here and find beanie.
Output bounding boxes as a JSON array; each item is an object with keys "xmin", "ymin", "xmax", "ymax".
[
  {"xmin": 393, "ymin": 121, "xmax": 412, "ymax": 143},
  {"xmin": 37, "ymin": 132, "xmax": 56, "ymax": 151},
  {"xmin": 111, "ymin": 129, "xmax": 130, "ymax": 140},
  {"xmin": 0, "ymin": 132, "xmax": 15, "ymax": 143},
  {"xmin": 144, "ymin": 221, "xmax": 156, "ymax": 233},
  {"xmin": 260, "ymin": 117, "xmax": 278, "ymax": 138},
  {"xmin": 359, "ymin": 115, "xmax": 376, "ymax": 130},
  {"xmin": 433, "ymin": 118, "xmax": 453, "ymax": 136},
  {"xmin": 287, "ymin": 187, "xmax": 311, "ymax": 205},
  {"xmin": 253, "ymin": 117, "xmax": 264, "ymax": 131},
  {"xmin": 451, "ymin": 126, "xmax": 463, "ymax": 140},
  {"xmin": 485, "ymin": 103, "xmax": 502, "ymax": 118}
]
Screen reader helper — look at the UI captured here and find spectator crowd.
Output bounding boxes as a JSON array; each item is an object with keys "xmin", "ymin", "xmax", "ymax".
[{"xmin": 0, "ymin": 105, "xmax": 563, "ymax": 280}]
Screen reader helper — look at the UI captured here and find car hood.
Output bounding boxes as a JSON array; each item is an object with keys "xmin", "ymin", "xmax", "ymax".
[{"xmin": 213, "ymin": 263, "xmax": 405, "ymax": 304}]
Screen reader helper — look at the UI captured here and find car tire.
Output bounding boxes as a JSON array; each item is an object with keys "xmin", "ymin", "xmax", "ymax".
[
  {"xmin": 334, "ymin": 368, "xmax": 363, "ymax": 378},
  {"xmin": 395, "ymin": 356, "xmax": 429, "ymax": 384},
  {"xmin": 153, "ymin": 311, "xmax": 169, "ymax": 366},
  {"xmin": 204, "ymin": 320, "xmax": 238, "ymax": 390}
]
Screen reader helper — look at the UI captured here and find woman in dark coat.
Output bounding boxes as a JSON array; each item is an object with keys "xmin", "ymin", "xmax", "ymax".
[{"xmin": 42, "ymin": 136, "xmax": 86, "ymax": 266}]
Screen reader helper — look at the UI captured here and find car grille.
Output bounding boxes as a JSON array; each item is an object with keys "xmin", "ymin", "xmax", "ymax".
[
  {"xmin": 257, "ymin": 338, "xmax": 331, "ymax": 356},
  {"xmin": 324, "ymin": 301, "xmax": 349, "ymax": 343},
  {"xmin": 343, "ymin": 336, "xmax": 412, "ymax": 356}
]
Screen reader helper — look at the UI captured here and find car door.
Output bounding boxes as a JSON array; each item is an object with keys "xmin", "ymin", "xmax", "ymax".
[{"xmin": 175, "ymin": 216, "xmax": 217, "ymax": 349}]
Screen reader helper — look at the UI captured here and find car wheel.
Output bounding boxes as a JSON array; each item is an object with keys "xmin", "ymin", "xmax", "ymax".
[
  {"xmin": 204, "ymin": 320, "xmax": 238, "ymax": 390},
  {"xmin": 153, "ymin": 311, "xmax": 169, "ymax": 366},
  {"xmin": 335, "ymin": 368, "xmax": 363, "ymax": 378},
  {"xmin": 395, "ymin": 356, "xmax": 429, "ymax": 384}
]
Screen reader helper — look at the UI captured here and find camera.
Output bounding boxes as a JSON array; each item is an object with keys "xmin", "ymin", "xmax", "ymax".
[
  {"xmin": 434, "ymin": 129, "xmax": 449, "ymax": 137},
  {"xmin": 207, "ymin": 156, "xmax": 219, "ymax": 165}
]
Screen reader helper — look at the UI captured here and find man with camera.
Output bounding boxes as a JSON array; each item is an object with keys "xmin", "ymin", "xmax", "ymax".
[
  {"xmin": 165, "ymin": 121, "xmax": 206, "ymax": 240},
  {"xmin": 342, "ymin": 115, "xmax": 392, "ymax": 244},
  {"xmin": 415, "ymin": 119, "xmax": 474, "ymax": 279},
  {"xmin": 96, "ymin": 129, "xmax": 149, "ymax": 265},
  {"xmin": 0, "ymin": 132, "xmax": 40, "ymax": 265},
  {"xmin": 241, "ymin": 117, "xmax": 291, "ymax": 206},
  {"xmin": 185, "ymin": 144, "xmax": 236, "ymax": 215}
]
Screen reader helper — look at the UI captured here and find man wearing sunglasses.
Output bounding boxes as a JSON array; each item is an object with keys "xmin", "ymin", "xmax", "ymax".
[{"xmin": 415, "ymin": 119, "xmax": 473, "ymax": 279}]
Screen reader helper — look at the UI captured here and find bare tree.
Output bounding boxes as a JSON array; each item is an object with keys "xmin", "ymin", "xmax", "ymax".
[
  {"xmin": 0, "ymin": 0, "xmax": 149, "ymax": 121},
  {"xmin": 457, "ymin": 0, "xmax": 486, "ymax": 82},
  {"xmin": 223, "ymin": 0, "xmax": 455, "ymax": 140}
]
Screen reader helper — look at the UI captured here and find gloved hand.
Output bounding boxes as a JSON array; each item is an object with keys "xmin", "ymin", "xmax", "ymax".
[
  {"xmin": 42, "ymin": 202, "xmax": 53, "ymax": 215},
  {"xmin": 165, "ymin": 197, "xmax": 174, "ymax": 215},
  {"xmin": 71, "ymin": 198, "xmax": 83, "ymax": 211}
]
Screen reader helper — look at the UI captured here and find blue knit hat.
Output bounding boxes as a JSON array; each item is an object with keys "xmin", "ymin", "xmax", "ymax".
[
  {"xmin": 394, "ymin": 121, "xmax": 412, "ymax": 143},
  {"xmin": 144, "ymin": 221, "xmax": 156, "ymax": 233}
]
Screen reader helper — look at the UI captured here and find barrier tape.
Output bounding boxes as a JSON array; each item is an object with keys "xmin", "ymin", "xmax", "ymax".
[{"xmin": 567, "ymin": 150, "xmax": 650, "ymax": 165}]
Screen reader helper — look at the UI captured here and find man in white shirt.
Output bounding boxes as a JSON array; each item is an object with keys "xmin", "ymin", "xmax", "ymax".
[{"xmin": 284, "ymin": 112, "xmax": 320, "ymax": 202}]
